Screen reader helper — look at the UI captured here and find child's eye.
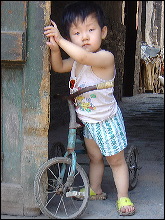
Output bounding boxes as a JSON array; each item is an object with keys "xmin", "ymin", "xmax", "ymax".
[
  {"xmin": 74, "ymin": 32, "xmax": 80, "ymax": 35},
  {"xmin": 89, "ymin": 29, "xmax": 94, "ymax": 32}
]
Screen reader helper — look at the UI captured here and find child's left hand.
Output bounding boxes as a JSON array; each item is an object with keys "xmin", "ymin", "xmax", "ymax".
[{"xmin": 44, "ymin": 20, "xmax": 62, "ymax": 44}]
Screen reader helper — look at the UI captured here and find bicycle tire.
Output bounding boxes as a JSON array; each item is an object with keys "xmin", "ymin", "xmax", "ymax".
[
  {"xmin": 126, "ymin": 146, "xmax": 139, "ymax": 191},
  {"xmin": 34, "ymin": 157, "xmax": 89, "ymax": 219}
]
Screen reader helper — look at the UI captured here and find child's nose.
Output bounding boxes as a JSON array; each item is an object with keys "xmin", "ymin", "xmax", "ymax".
[{"xmin": 82, "ymin": 32, "xmax": 89, "ymax": 41}]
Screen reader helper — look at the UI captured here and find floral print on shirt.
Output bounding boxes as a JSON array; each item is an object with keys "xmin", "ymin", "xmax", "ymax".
[{"xmin": 74, "ymin": 84, "xmax": 97, "ymax": 112}]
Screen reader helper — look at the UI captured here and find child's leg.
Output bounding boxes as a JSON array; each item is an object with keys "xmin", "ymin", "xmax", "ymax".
[
  {"xmin": 106, "ymin": 150, "xmax": 129, "ymax": 198},
  {"xmin": 106, "ymin": 150, "xmax": 135, "ymax": 213},
  {"xmin": 84, "ymin": 137, "xmax": 104, "ymax": 195}
]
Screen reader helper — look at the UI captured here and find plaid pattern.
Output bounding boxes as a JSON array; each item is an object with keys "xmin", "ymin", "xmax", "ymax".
[{"xmin": 83, "ymin": 106, "xmax": 127, "ymax": 156}]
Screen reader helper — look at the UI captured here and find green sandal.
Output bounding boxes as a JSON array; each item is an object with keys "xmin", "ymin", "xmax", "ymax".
[
  {"xmin": 86, "ymin": 188, "xmax": 107, "ymax": 200},
  {"xmin": 116, "ymin": 197, "xmax": 135, "ymax": 216},
  {"xmin": 74, "ymin": 188, "xmax": 107, "ymax": 200}
]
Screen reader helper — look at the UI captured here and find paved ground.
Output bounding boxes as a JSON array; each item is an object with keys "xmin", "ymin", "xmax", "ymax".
[{"xmin": 1, "ymin": 93, "xmax": 164, "ymax": 219}]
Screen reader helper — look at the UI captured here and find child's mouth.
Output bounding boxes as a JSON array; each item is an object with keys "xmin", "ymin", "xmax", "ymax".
[{"xmin": 82, "ymin": 44, "xmax": 90, "ymax": 48}]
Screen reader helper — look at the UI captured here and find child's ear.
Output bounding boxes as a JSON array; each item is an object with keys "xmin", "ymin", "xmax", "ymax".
[{"xmin": 101, "ymin": 26, "xmax": 107, "ymax": 39}]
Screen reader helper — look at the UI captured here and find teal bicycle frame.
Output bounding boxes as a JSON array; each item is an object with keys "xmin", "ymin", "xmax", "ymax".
[{"xmin": 57, "ymin": 81, "xmax": 114, "ymax": 188}]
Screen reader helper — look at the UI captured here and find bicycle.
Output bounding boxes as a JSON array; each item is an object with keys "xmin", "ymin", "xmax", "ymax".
[{"xmin": 34, "ymin": 81, "xmax": 140, "ymax": 219}]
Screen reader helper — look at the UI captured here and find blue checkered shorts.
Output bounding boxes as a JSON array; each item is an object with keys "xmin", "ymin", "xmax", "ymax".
[{"xmin": 83, "ymin": 107, "xmax": 127, "ymax": 156}]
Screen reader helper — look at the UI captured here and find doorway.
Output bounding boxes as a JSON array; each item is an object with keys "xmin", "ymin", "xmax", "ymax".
[
  {"xmin": 48, "ymin": 1, "xmax": 72, "ymax": 159},
  {"xmin": 48, "ymin": 1, "xmax": 136, "ymax": 157},
  {"xmin": 122, "ymin": 1, "xmax": 137, "ymax": 96}
]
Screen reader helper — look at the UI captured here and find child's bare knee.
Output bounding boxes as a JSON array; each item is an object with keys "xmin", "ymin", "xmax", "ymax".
[
  {"xmin": 89, "ymin": 153, "xmax": 103, "ymax": 163},
  {"xmin": 106, "ymin": 154, "xmax": 125, "ymax": 168}
]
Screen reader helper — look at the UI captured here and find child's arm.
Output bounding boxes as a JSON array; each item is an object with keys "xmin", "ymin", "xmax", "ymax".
[
  {"xmin": 44, "ymin": 21, "xmax": 114, "ymax": 71},
  {"xmin": 50, "ymin": 48, "xmax": 73, "ymax": 73},
  {"xmin": 58, "ymin": 38, "xmax": 114, "ymax": 69}
]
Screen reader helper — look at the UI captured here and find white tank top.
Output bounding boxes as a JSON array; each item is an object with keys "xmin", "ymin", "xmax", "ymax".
[{"xmin": 70, "ymin": 61, "xmax": 118, "ymax": 123}]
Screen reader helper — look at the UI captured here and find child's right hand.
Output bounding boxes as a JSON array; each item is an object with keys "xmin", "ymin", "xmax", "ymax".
[
  {"xmin": 45, "ymin": 36, "xmax": 60, "ymax": 52},
  {"xmin": 44, "ymin": 20, "xmax": 62, "ymax": 52}
]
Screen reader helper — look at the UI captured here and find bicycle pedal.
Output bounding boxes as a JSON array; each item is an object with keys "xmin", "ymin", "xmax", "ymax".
[{"xmin": 66, "ymin": 191, "xmax": 85, "ymax": 198}]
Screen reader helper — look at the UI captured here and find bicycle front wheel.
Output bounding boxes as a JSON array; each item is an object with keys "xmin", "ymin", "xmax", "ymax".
[{"xmin": 34, "ymin": 157, "xmax": 89, "ymax": 219}]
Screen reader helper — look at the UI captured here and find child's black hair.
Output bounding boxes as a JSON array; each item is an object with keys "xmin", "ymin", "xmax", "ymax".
[{"xmin": 62, "ymin": 1, "xmax": 106, "ymax": 39}]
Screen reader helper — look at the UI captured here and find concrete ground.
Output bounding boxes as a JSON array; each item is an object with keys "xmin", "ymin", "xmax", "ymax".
[{"xmin": 1, "ymin": 93, "xmax": 164, "ymax": 219}]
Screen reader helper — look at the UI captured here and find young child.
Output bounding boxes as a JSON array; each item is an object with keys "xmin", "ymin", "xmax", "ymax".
[{"xmin": 44, "ymin": 1, "xmax": 135, "ymax": 216}]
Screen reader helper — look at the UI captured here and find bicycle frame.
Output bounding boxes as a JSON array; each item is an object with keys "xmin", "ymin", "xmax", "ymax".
[
  {"xmin": 34, "ymin": 79, "xmax": 140, "ymax": 219},
  {"xmin": 58, "ymin": 81, "xmax": 114, "ymax": 186}
]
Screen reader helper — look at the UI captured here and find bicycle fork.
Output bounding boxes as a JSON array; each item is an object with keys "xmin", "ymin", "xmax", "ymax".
[{"xmin": 57, "ymin": 99, "xmax": 86, "ymax": 198}]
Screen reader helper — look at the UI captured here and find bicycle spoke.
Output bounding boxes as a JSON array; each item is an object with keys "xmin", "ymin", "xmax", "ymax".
[
  {"xmin": 61, "ymin": 195, "xmax": 69, "ymax": 217},
  {"xmin": 55, "ymin": 194, "xmax": 64, "ymax": 216},
  {"xmin": 58, "ymin": 162, "xmax": 61, "ymax": 176},
  {"xmin": 48, "ymin": 167, "xmax": 58, "ymax": 179},
  {"xmin": 45, "ymin": 192, "xmax": 57, "ymax": 207},
  {"xmin": 34, "ymin": 158, "xmax": 89, "ymax": 219},
  {"xmin": 70, "ymin": 196, "xmax": 80, "ymax": 209}
]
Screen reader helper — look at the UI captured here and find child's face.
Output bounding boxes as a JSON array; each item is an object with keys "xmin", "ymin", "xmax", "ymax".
[{"xmin": 69, "ymin": 14, "xmax": 107, "ymax": 52}]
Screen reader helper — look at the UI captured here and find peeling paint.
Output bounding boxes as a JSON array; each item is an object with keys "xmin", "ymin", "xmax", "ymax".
[
  {"xmin": 5, "ymin": 105, "xmax": 19, "ymax": 147},
  {"xmin": 29, "ymin": 1, "xmax": 51, "ymax": 137},
  {"xmin": 2, "ymin": 1, "xmax": 51, "ymax": 215},
  {"xmin": 24, "ymin": 127, "xmax": 48, "ymax": 136},
  {"xmin": 40, "ymin": 1, "xmax": 51, "ymax": 26}
]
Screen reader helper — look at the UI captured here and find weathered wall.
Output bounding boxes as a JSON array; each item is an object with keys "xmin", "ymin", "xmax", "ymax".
[
  {"xmin": 21, "ymin": 2, "xmax": 51, "ymax": 215},
  {"xmin": 140, "ymin": 1, "xmax": 164, "ymax": 93},
  {"xmin": 134, "ymin": 1, "xmax": 142, "ymax": 95},
  {"xmin": 159, "ymin": 1, "xmax": 164, "ymax": 50},
  {"xmin": 145, "ymin": 1, "xmax": 164, "ymax": 47},
  {"xmin": 102, "ymin": 21, "xmax": 126, "ymax": 100},
  {"xmin": 1, "ymin": 1, "xmax": 51, "ymax": 216}
]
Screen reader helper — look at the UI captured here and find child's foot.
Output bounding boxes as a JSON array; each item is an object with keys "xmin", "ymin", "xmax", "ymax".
[
  {"xmin": 88, "ymin": 188, "xmax": 107, "ymax": 200},
  {"xmin": 116, "ymin": 197, "xmax": 135, "ymax": 216},
  {"xmin": 72, "ymin": 188, "xmax": 107, "ymax": 200}
]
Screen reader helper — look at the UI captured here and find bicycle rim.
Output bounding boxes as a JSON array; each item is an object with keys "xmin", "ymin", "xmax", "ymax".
[{"xmin": 34, "ymin": 157, "xmax": 89, "ymax": 219}]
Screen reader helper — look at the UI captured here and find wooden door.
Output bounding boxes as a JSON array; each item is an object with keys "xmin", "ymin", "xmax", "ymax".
[{"xmin": 1, "ymin": 1, "xmax": 51, "ymax": 216}]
